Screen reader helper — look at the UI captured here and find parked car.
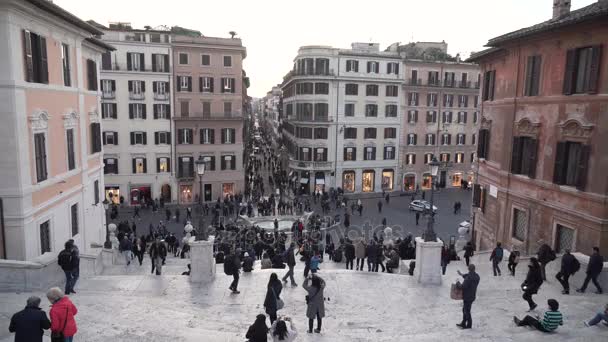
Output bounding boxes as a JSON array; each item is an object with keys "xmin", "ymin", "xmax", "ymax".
[{"xmin": 408, "ymin": 200, "xmax": 438, "ymax": 212}]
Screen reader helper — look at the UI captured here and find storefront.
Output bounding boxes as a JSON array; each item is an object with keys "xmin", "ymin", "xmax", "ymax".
[
  {"xmin": 314, "ymin": 172, "xmax": 325, "ymax": 193},
  {"xmin": 342, "ymin": 171, "xmax": 355, "ymax": 192},
  {"xmin": 222, "ymin": 183, "xmax": 234, "ymax": 198},
  {"xmin": 180, "ymin": 184, "xmax": 193, "ymax": 204},
  {"xmin": 452, "ymin": 172, "xmax": 463, "ymax": 187},
  {"xmin": 362, "ymin": 170, "xmax": 375, "ymax": 192},
  {"xmin": 299, "ymin": 171, "xmax": 310, "ymax": 194},
  {"xmin": 403, "ymin": 174, "xmax": 416, "ymax": 191},
  {"xmin": 422, "ymin": 173, "xmax": 432, "ymax": 190},
  {"xmin": 381, "ymin": 169, "xmax": 394, "ymax": 191},
  {"xmin": 130, "ymin": 185, "xmax": 151, "ymax": 205},
  {"xmin": 105, "ymin": 186, "xmax": 121, "ymax": 204}
]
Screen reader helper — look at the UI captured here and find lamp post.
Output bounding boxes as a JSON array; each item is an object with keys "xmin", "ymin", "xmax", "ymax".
[
  {"xmin": 424, "ymin": 156, "xmax": 440, "ymax": 242},
  {"xmin": 195, "ymin": 156, "xmax": 206, "ymax": 241},
  {"xmin": 102, "ymin": 199, "xmax": 111, "ymax": 248}
]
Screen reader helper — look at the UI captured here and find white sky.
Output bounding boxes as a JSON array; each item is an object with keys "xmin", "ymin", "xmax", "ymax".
[{"xmin": 55, "ymin": 0, "xmax": 596, "ymax": 97}]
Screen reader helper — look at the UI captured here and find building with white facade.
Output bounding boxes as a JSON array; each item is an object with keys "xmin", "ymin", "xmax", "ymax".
[{"xmin": 96, "ymin": 23, "xmax": 175, "ymax": 205}]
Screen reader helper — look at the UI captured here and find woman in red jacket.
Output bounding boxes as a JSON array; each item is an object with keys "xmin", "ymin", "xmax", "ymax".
[{"xmin": 46, "ymin": 287, "xmax": 78, "ymax": 341}]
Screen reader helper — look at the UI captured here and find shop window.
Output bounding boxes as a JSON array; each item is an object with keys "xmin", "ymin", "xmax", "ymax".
[
  {"xmin": 343, "ymin": 171, "xmax": 355, "ymax": 192},
  {"xmin": 382, "ymin": 170, "xmax": 394, "ymax": 191},
  {"xmin": 362, "ymin": 170, "xmax": 375, "ymax": 192}
]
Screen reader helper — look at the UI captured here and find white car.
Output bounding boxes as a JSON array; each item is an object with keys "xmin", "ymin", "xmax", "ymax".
[{"xmin": 409, "ymin": 200, "xmax": 438, "ymax": 212}]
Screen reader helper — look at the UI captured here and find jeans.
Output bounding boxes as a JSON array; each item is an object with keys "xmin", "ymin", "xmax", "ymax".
[
  {"xmin": 540, "ymin": 262, "xmax": 548, "ymax": 281},
  {"xmin": 356, "ymin": 258, "xmax": 365, "ymax": 270},
  {"xmin": 71, "ymin": 268, "xmax": 79, "ymax": 291},
  {"xmin": 523, "ymin": 291, "xmax": 536, "ymax": 310},
  {"xmin": 367, "ymin": 258, "xmax": 373, "ymax": 272},
  {"xmin": 123, "ymin": 251, "xmax": 132, "ymax": 265},
  {"xmin": 308, "ymin": 311, "xmax": 322, "ymax": 332},
  {"xmin": 136, "ymin": 252, "xmax": 144, "ymax": 265},
  {"xmin": 151, "ymin": 256, "xmax": 163, "ymax": 275},
  {"xmin": 346, "ymin": 258, "xmax": 354, "ymax": 270},
  {"xmin": 465, "ymin": 256, "xmax": 470, "ymax": 267},
  {"xmin": 492, "ymin": 260, "xmax": 501, "ymax": 276},
  {"xmin": 588, "ymin": 312, "xmax": 608, "ymax": 326},
  {"xmin": 283, "ymin": 264, "xmax": 296, "ymax": 284},
  {"xmin": 517, "ymin": 315, "xmax": 550, "ymax": 332},
  {"xmin": 580, "ymin": 274, "xmax": 603, "ymax": 293},
  {"xmin": 303, "ymin": 262, "xmax": 310, "ymax": 278},
  {"xmin": 555, "ymin": 272, "xmax": 570, "ymax": 292},
  {"xmin": 441, "ymin": 264, "xmax": 447, "ymax": 275},
  {"xmin": 64, "ymin": 270, "xmax": 75, "ymax": 294},
  {"xmin": 374, "ymin": 261, "xmax": 385, "ymax": 272},
  {"xmin": 64, "ymin": 337, "xmax": 74, "ymax": 342},
  {"xmin": 230, "ymin": 271, "xmax": 240, "ymax": 290},
  {"xmin": 508, "ymin": 262, "xmax": 518, "ymax": 276},
  {"xmin": 461, "ymin": 300, "xmax": 473, "ymax": 328}
]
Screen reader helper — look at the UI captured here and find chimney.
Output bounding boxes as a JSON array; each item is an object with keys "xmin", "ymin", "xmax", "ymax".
[{"xmin": 553, "ymin": 0, "xmax": 571, "ymax": 19}]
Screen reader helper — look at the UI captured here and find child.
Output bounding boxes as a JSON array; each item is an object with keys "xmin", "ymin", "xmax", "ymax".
[{"xmin": 310, "ymin": 251, "xmax": 322, "ymax": 274}]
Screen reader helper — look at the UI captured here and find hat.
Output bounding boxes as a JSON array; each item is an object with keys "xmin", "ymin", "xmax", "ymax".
[{"xmin": 244, "ymin": 252, "xmax": 249, "ymax": 257}]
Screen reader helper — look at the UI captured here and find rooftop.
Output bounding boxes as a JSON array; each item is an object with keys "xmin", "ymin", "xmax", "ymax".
[{"xmin": 24, "ymin": 0, "xmax": 103, "ymax": 35}]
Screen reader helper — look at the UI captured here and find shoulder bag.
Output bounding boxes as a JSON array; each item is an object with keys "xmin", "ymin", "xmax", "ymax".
[{"xmin": 51, "ymin": 307, "xmax": 68, "ymax": 342}]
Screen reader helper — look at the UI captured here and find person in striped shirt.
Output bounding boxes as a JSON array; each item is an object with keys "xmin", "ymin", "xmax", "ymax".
[{"xmin": 513, "ymin": 299, "xmax": 563, "ymax": 332}]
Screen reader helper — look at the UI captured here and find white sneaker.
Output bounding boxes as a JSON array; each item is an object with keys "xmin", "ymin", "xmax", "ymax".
[{"xmin": 583, "ymin": 321, "xmax": 590, "ymax": 327}]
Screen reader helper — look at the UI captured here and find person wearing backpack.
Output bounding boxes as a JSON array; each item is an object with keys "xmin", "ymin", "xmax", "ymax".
[
  {"xmin": 489, "ymin": 242, "xmax": 503, "ymax": 276},
  {"xmin": 508, "ymin": 247, "xmax": 521, "ymax": 276},
  {"xmin": 226, "ymin": 249, "xmax": 241, "ymax": 294},
  {"xmin": 282, "ymin": 243, "xmax": 297, "ymax": 287},
  {"xmin": 537, "ymin": 242, "xmax": 556, "ymax": 281},
  {"xmin": 57, "ymin": 241, "xmax": 76, "ymax": 295},
  {"xmin": 555, "ymin": 249, "xmax": 579, "ymax": 294}
]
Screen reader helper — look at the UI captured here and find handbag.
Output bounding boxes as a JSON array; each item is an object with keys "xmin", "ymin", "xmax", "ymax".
[
  {"xmin": 51, "ymin": 307, "xmax": 69, "ymax": 342},
  {"xmin": 272, "ymin": 288, "xmax": 285, "ymax": 311},
  {"xmin": 450, "ymin": 281, "xmax": 463, "ymax": 300}
]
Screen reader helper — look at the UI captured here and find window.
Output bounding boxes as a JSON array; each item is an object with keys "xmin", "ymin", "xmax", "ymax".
[
  {"xmin": 426, "ymin": 133, "xmax": 436, "ymax": 146},
  {"xmin": 458, "ymin": 95, "xmax": 469, "ymax": 108},
  {"xmin": 296, "ymin": 103, "xmax": 313, "ymax": 120},
  {"xmin": 472, "ymin": 134, "xmax": 476, "ymax": 145},
  {"xmin": 455, "ymin": 153, "xmax": 464, "ymax": 163},
  {"xmin": 474, "ymin": 96, "xmax": 479, "ymax": 108},
  {"xmin": 482, "ymin": 70, "xmax": 496, "ymax": 101},
  {"xmin": 457, "ymin": 111, "xmax": 467, "ymax": 124},
  {"xmin": 365, "ymin": 104, "xmax": 378, "ymax": 117},
  {"xmin": 39, "ymin": 220, "xmax": 50, "ymax": 254},
  {"xmin": 315, "ymin": 58, "xmax": 329, "ymax": 75},
  {"xmin": 130, "ymin": 131, "xmax": 147, "ymax": 145},
  {"xmin": 387, "ymin": 62, "xmax": 399, "ymax": 74},
  {"xmin": 128, "ymin": 80, "xmax": 145, "ymax": 97},
  {"xmin": 405, "ymin": 153, "xmax": 416, "ymax": 165},
  {"xmin": 129, "ymin": 103, "xmax": 146, "ymax": 119},
  {"xmin": 177, "ymin": 129, "xmax": 193, "ymax": 144},
  {"xmin": 555, "ymin": 224, "xmax": 575, "ymax": 253},
  {"xmin": 367, "ymin": 61, "xmax": 379, "ymax": 73},
  {"xmin": 457, "ymin": 133, "xmax": 466, "ymax": 145},
  {"xmin": 441, "ymin": 133, "xmax": 452, "ymax": 145},
  {"xmin": 103, "ymin": 158, "xmax": 118, "ymax": 174},
  {"xmin": 524, "ymin": 55, "xmax": 542, "ymax": 96},
  {"xmin": 443, "ymin": 94, "xmax": 454, "ymax": 107},
  {"xmin": 364, "ymin": 128, "xmax": 377, "ymax": 139},
  {"xmin": 471, "ymin": 152, "xmax": 476, "ymax": 163},
  {"xmin": 177, "ymin": 76, "xmax": 192, "ymax": 92},
  {"xmin": 200, "ymin": 128, "xmax": 215, "ymax": 144},
  {"xmin": 346, "ymin": 60, "xmax": 359, "ymax": 72},
  {"xmin": 512, "ymin": 208, "xmax": 527, "ymax": 241},
  {"xmin": 384, "ymin": 146, "xmax": 395, "ymax": 160},
  {"xmin": 153, "ymin": 81, "xmax": 169, "ymax": 96},
  {"xmin": 223, "ymin": 55, "xmax": 232, "ymax": 67},
  {"xmin": 296, "ymin": 83, "xmax": 313, "ymax": 94},
  {"xmin": 344, "ymin": 147, "xmax": 356, "ymax": 161},
  {"xmin": 563, "ymin": 45, "xmax": 602, "ymax": 95},
  {"xmin": 364, "ymin": 147, "xmax": 376, "ymax": 161},
  {"xmin": 93, "ymin": 180, "xmax": 99, "ymax": 204},
  {"xmin": 477, "ymin": 129, "xmax": 490, "ymax": 159},
  {"xmin": 344, "ymin": 127, "xmax": 357, "ymax": 139},
  {"xmin": 154, "ymin": 131, "xmax": 171, "ymax": 145},
  {"xmin": 385, "ymin": 104, "xmax": 397, "ymax": 117},
  {"xmin": 221, "ymin": 155, "xmax": 236, "ymax": 170},
  {"xmin": 180, "ymin": 101, "xmax": 189, "ymax": 117},
  {"xmin": 442, "ymin": 111, "xmax": 453, "ymax": 124},
  {"xmin": 22, "ymin": 30, "xmax": 48, "ymax": 84},
  {"xmin": 224, "ymin": 102, "xmax": 232, "ymax": 115},
  {"xmin": 384, "ymin": 127, "xmax": 396, "ymax": 139},
  {"xmin": 440, "ymin": 153, "xmax": 450, "ymax": 162},
  {"xmin": 314, "ymin": 103, "xmax": 328, "ymax": 121},
  {"xmin": 103, "ymin": 131, "xmax": 118, "ymax": 145},
  {"xmin": 344, "ymin": 103, "xmax": 355, "ymax": 117},
  {"xmin": 200, "ymin": 156, "xmax": 215, "ymax": 171},
  {"xmin": 201, "ymin": 54, "xmax": 210, "ymax": 66},
  {"xmin": 221, "ymin": 78, "xmax": 235, "ymax": 93},
  {"xmin": 345, "ymin": 84, "xmax": 358, "ymax": 95},
  {"xmin": 127, "ymin": 52, "xmax": 144, "ymax": 71},
  {"xmin": 444, "ymin": 72, "xmax": 456, "ymax": 87},
  {"xmin": 511, "ymin": 136, "xmax": 538, "ymax": 178},
  {"xmin": 407, "ymin": 133, "xmax": 417, "ymax": 146},
  {"xmin": 70, "ymin": 203, "xmax": 78, "ymax": 236},
  {"xmin": 427, "ymin": 93, "xmax": 438, "ymax": 107},
  {"xmin": 179, "ymin": 53, "xmax": 189, "ymax": 65},
  {"xmin": 426, "ymin": 111, "xmax": 437, "ymax": 123},
  {"xmin": 314, "ymin": 128, "xmax": 328, "ymax": 139},
  {"xmin": 61, "ymin": 43, "xmax": 71, "ymax": 86},
  {"xmin": 315, "ymin": 83, "xmax": 329, "ymax": 94},
  {"xmin": 297, "ymin": 127, "xmax": 313, "ymax": 139},
  {"xmin": 428, "ymin": 71, "xmax": 440, "ymax": 86},
  {"xmin": 133, "ymin": 157, "xmax": 146, "ymax": 174},
  {"xmin": 366, "ymin": 84, "xmax": 379, "ymax": 96},
  {"xmin": 152, "ymin": 54, "xmax": 169, "ymax": 72},
  {"xmin": 90, "ymin": 123, "xmax": 101, "ymax": 153},
  {"xmin": 362, "ymin": 170, "xmax": 375, "ymax": 192},
  {"xmin": 343, "ymin": 171, "xmax": 356, "ymax": 192},
  {"xmin": 101, "ymin": 51, "xmax": 111, "ymax": 70},
  {"xmin": 386, "ymin": 85, "xmax": 398, "ymax": 97},
  {"xmin": 299, "ymin": 147, "xmax": 312, "ymax": 161},
  {"xmin": 424, "ymin": 153, "xmax": 434, "ymax": 164},
  {"xmin": 101, "ymin": 80, "xmax": 115, "ymax": 97},
  {"xmin": 153, "ymin": 104, "xmax": 170, "ymax": 119},
  {"xmin": 86, "ymin": 60, "xmax": 97, "ymax": 91},
  {"xmin": 222, "ymin": 128, "xmax": 236, "ymax": 144},
  {"xmin": 203, "ymin": 102, "xmax": 211, "ymax": 117},
  {"xmin": 553, "ymin": 141, "xmax": 590, "ymax": 190},
  {"xmin": 408, "ymin": 92, "xmax": 419, "ymax": 106},
  {"xmin": 157, "ymin": 157, "xmax": 170, "ymax": 173},
  {"xmin": 200, "ymin": 77, "xmax": 214, "ymax": 93},
  {"xmin": 150, "ymin": 33, "xmax": 161, "ymax": 42},
  {"xmin": 34, "ymin": 133, "xmax": 47, "ymax": 182},
  {"xmin": 407, "ymin": 110, "xmax": 418, "ymax": 123},
  {"xmin": 66, "ymin": 129, "xmax": 75, "ymax": 170},
  {"xmin": 473, "ymin": 112, "xmax": 479, "ymax": 124},
  {"xmin": 314, "ymin": 148, "xmax": 328, "ymax": 161},
  {"xmin": 178, "ymin": 156, "xmax": 194, "ymax": 177}
]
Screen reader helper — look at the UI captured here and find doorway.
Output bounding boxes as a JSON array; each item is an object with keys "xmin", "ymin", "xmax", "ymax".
[{"xmin": 439, "ymin": 171, "xmax": 447, "ymax": 188}]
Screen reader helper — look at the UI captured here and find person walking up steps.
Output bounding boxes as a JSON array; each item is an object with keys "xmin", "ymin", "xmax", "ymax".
[
  {"xmin": 537, "ymin": 241, "xmax": 556, "ymax": 281},
  {"xmin": 225, "ymin": 249, "xmax": 242, "ymax": 294},
  {"xmin": 522, "ymin": 257, "xmax": 543, "ymax": 311},
  {"xmin": 303, "ymin": 274, "xmax": 326, "ymax": 334},
  {"xmin": 489, "ymin": 242, "xmax": 503, "ymax": 276},
  {"xmin": 282, "ymin": 243, "xmax": 297, "ymax": 286},
  {"xmin": 555, "ymin": 249, "xmax": 580, "ymax": 295},
  {"xmin": 508, "ymin": 246, "xmax": 520, "ymax": 276},
  {"xmin": 577, "ymin": 246, "xmax": 604, "ymax": 294}
]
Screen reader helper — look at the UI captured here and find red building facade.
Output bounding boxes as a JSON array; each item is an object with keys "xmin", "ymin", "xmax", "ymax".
[{"xmin": 469, "ymin": 1, "xmax": 608, "ymax": 255}]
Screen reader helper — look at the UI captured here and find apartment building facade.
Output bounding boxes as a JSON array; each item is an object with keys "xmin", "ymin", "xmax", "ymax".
[
  {"xmin": 0, "ymin": 0, "xmax": 112, "ymax": 260},
  {"xmin": 172, "ymin": 35, "xmax": 247, "ymax": 204},
  {"xmin": 97, "ymin": 24, "xmax": 175, "ymax": 205},
  {"xmin": 468, "ymin": 0, "xmax": 608, "ymax": 254},
  {"xmin": 282, "ymin": 43, "xmax": 403, "ymax": 194},
  {"xmin": 400, "ymin": 60, "xmax": 480, "ymax": 192}
]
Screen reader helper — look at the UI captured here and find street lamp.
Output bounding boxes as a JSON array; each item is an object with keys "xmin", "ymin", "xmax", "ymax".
[
  {"xmin": 102, "ymin": 199, "xmax": 111, "ymax": 248},
  {"xmin": 424, "ymin": 156, "xmax": 441, "ymax": 242},
  {"xmin": 195, "ymin": 156, "xmax": 206, "ymax": 241}
]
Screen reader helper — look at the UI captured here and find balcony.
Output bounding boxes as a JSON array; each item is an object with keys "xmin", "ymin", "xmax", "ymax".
[
  {"xmin": 291, "ymin": 114, "xmax": 332, "ymax": 123},
  {"xmin": 474, "ymin": 82, "xmax": 480, "ymax": 89},
  {"xmin": 101, "ymin": 63, "xmax": 170, "ymax": 73},
  {"xmin": 174, "ymin": 112, "xmax": 243, "ymax": 120},
  {"xmin": 101, "ymin": 91, "xmax": 115, "ymax": 99},
  {"xmin": 154, "ymin": 93, "xmax": 170, "ymax": 101},
  {"xmin": 459, "ymin": 81, "xmax": 472, "ymax": 89},
  {"xmin": 409, "ymin": 78, "xmax": 422, "ymax": 86},
  {"xmin": 444, "ymin": 80, "xmax": 456, "ymax": 88},
  {"xmin": 288, "ymin": 159, "xmax": 333, "ymax": 170},
  {"xmin": 427, "ymin": 80, "xmax": 442, "ymax": 87},
  {"xmin": 129, "ymin": 92, "xmax": 145, "ymax": 100}
]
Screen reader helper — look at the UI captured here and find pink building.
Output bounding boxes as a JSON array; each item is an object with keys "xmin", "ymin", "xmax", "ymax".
[
  {"xmin": 172, "ymin": 35, "xmax": 247, "ymax": 203},
  {"xmin": 0, "ymin": 0, "xmax": 113, "ymax": 260}
]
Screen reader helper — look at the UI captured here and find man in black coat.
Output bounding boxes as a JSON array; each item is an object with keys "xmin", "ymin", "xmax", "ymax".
[
  {"xmin": 282, "ymin": 243, "xmax": 297, "ymax": 286},
  {"xmin": 577, "ymin": 247, "xmax": 604, "ymax": 294},
  {"xmin": 344, "ymin": 240, "xmax": 356, "ymax": 270},
  {"xmin": 8, "ymin": 296, "xmax": 50, "ymax": 342},
  {"xmin": 537, "ymin": 242, "xmax": 556, "ymax": 281},
  {"xmin": 555, "ymin": 249, "xmax": 579, "ymax": 294},
  {"xmin": 457, "ymin": 264, "xmax": 480, "ymax": 329}
]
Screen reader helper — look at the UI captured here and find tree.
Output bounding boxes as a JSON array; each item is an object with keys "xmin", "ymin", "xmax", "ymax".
[{"xmin": 229, "ymin": 31, "xmax": 237, "ymax": 39}]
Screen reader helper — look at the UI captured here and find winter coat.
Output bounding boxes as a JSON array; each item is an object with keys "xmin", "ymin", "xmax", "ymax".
[
  {"xmin": 366, "ymin": 244, "xmax": 378, "ymax": 261},
  {"xmin": 355, "ymin": 240, "xmax": 366, "ymax": 259},
  {"xmin": 49, "ymin": 296, "xmax": 78, "ymax": 337},
  {"xmin": 537, "ymin": 244, "xmax": 555, "ymax": 264},
  {"xmin": 303, "ymin": 278, "xmax": 326, "ymax": 319},
  {"xmin": 245, "ymin": 322, "xmax": 268, "ymax": 342},
  {"xmin": 242, "ymin": 256, "xmax": 254, "ymax": 272},
  {"xmin": 261, "ymin": 257, "xmax": 272, "ymax": 269},
  {"xmin": 264, "ymin": 280, "xmax": 283, "ymax": 313},
  {"xmin": 560, "ymin": 253, "xmax": 579, "ymax": 276},
  {"xmin": 310, "ymin": 255, "xmax": 321, "ymax": 271},
  {"xmin": 441, "ymin": 248, "xmax": 451, "ymax": 266},
  {"xmin": 523, "ymin": 264, "xmax": 543, "ymax": 294},
  {"xmin": 344, "ymin": 243, "xmax": 355, "ymax": 260},
  {"xmin": 149, "ymin": 241, "xmax": 167, "ymax": 259},
  {"xmin": 270, "ymin": 320, "xmax": 298, "ymax": 342},
  {"xmin": 285, "ymin": 248, "xmax": 296, "ymax": 267},
  {"xmin": 271, "ymin": 255, "xmax": 286, "ymax": 269},
  {"xmin": 387, "ymin": 250, "xmax": 400, "ymax": 268},
  {"xmin": 463, "ymin": 244, "xmax": 474, "ymax": 258},
  {"xmin": 9, "ymin": 306, "xmax": 51, "ymax": 342},
  {"xmin": 461, "ymin": 271, "xmax": 480, "ymax": 302},
  {"xmin": 587, "ymin": 254, "xmax": 604, "ymax": 276}
]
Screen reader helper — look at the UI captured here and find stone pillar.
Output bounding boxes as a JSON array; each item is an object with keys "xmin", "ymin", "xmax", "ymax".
[
  {"xmin": 190, "ymin": 236, "xmax": 215, "ymax": 283},
  {"xmin": 414, "ymin": 237, "xmax": 443, "ymax": 285}
]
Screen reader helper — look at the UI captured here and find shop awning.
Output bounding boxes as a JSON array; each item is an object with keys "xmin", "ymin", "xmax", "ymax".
[
  {"xmin": 300, "ymin": 178, "xmax": 309, "ymax": 184},
  {"xmin": 316, "ymin": 179, "xmax": 325, "ymax": 185}
]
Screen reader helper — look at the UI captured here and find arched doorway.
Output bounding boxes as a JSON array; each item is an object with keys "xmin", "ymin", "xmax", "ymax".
[{"xmin": 161, "ymin": 184, "xmax": 171, "ymax": 202}]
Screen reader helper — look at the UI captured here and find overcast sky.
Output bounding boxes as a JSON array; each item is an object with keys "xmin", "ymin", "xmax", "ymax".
[{"xmin": 56, "ymin": 0, "xmax": 596, "ymax": 97}]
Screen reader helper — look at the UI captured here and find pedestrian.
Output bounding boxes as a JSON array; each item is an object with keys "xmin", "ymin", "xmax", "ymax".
[
  {"xmin": 577, "ymin": 246, "xmax": 604, "ymax": 294},
  {"xmin": 366, "ymin": 240, "xmax": 377, "ymax": 272},
  {"xmin": 357, "ymin": 204, "xmax": 363, "ymax": 216},
  {"xmin": 8, "ymin": 296, "xmax": 51, "ymax": 342},
  {"xmin": 133, "ymin": 206, "xmax": 140, "ymax": 219},
  {"xmin": 134, "ymin": 237, "xmax": 146, "ymax": 265},
  {"xmin": 463, "ymin": 242, "xmax": 474, "ymax": 267},
  {"xmin": 521, "ymin": 257, "xmax": 543, "ymax": 311},
  {"xmin": 282, "ymin": 243, "xmax": 297, "ymax": 286},
  {"xmin": 245, "ymin": 314, "xmax": 269, "ymax": 342},
  {"xmin": 261, "ymin": 252, "xmax": 272, "ymax": 269},
  {"xmin": 513, "ymin": 299, "xmax": 563, "ymax": 333},
  {"xmin": 46, "ymin": 287, "xmax": 78, "ymax": 342},
  {"xmin": 381, "ymin": 217, "xmax": 387, "ymax": 227},
  {"xmin": 186, "ymin": 207, "xmax": 192, "ymax": 220},
  {"xmin": 355, "ymin": 238, "xmax": 366, "ymax": 271},
  {"xmin": 453, "ymin": 202, "xmax": 458, "ymax": 214},
  {"xmin": 583, "ymin": 303, "xmax": 608, "ymax": 327},
  {"xmin": 242, "ymin": 252, "xmax": 254, "ymax": 272},
  {"xmin": 57, "ymin": 241, "xmax": 77, "ymax": 295},
  {"xmin": 507, "ymin": 246, "xmax": 520, "ymax": 276},
  {"xmin": 456, "ymin": 264, "xmax": 480, "ymax": 329},
  {"xmin": 175, "ymin": 208, "xmax": 180, "ymax": 223},
  {"xmin": 228, "ymin": 249, "xmax": 242, "ymax": 294},
  {"xmin": 149, "ymin": 236, "xmax": 167, "ymax": 275},
  {"xmin": 377, "ymin": 200, "xmax": 383, "ymax": 213},
  {"xmin": 489, "ymin": 242, "xmax": 503, "ymax": 276},
  {"xmin": 344, "ymin": 239, "xmax": 355, "ymax": 270},
  {"xmin": 385, "ymin": 193, "xmax": 390, "ymax": 204},
  {"xmin": 264, "ymin": 273, "xmax": 283, "ymax": 324},
  {"xmin": 375, "ymin": 246, "xmax": 386, "ymax": 272},
  {"xmin": 165, "ymin": 208, "xmax": 171, "ymax": 222},
  {"xmin": 303, "ymin": 274, "xmax": 326, "ymax": 334},
  {"xmin": 536, "ymin": 241, "xmax": 556, "ymax": 281},
  {"xmin": 441, "ymin": 245, "xmax": 450, "ymax": 275},
  {"xmin": 555, "ymin": 249, "xmax": 580, "ymax": 295},
  {"xmin": 415, "ymin": 212, "xmax": 420, "ymax": 226},
  {"xmin": 310, "ymin": 251, "xmax": 321, "ymax": 274},
  {"xmin": 119, "ymin": 236, "xmax": 133, "ymax": 266},
  {"xmin": 270, "ymin": 317, "xmax": 298, "ymax": 342}
]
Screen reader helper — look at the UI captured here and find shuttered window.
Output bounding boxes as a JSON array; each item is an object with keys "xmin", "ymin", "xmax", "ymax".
[
  {"xmin": 364, "ymin": 128, "xmax": 377, "ymax": 139},
  {"xmin": 70, "ymin": 204, "xmax": 79, "ymax": 236},
  {"xmin": 477, "ymin": 129, "xmax": 490, "ymax": 159},
  {"xmin": 90, "ymin": 123, "xmax": 102, "ymax": 153},
  {"xmin": 563, "ymin": 45, "xmax": 602, "ymax": 95},
  {"xmin": 472, "ymin": 184, "xmax": 486, "ymax": 213},
  {"xmin": 524, "ymin": 55, "xmax": 542, "ymax": 96},
  {"xmin": 22, "ymin": 30, "xmax": 48, "ymax": 84},
  {"xmin": 510, "ymin": 136, "xmax": 538, "ymax": 178},
  {"xmin": 34, "ymin": 133, "xmax": 47, "ymax": 182},
  {"xmin": 86, "ymin": 59, "xmax": 98, "ymax": 91},
  {"xmin": 67, "ymin": 129, "xmax": 75, "ymax": 170},
  {"xmin": 553, "ymin": 141, "xmax": 590, "ymax": 190},
  {"xmin": 344, "ymin": 147, "xmax": 356, "ymax": 161},
  {"xmin": 482, "ymin": 70, "xmax": 496, "ymax": 101}
]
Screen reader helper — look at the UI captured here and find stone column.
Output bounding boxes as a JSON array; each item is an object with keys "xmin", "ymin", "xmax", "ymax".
[
  {"xmin": 189, "ymin": 236, "xmax": 215, "ymax": 283},
  {"xmin": 414, "ymin": 237, "xmax": 443, "ymax": 285}
]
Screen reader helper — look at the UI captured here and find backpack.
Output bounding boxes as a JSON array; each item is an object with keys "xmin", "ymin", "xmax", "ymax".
[
  {"xmin": 224, "ymin": 255, "xmax": 235, "ymax": 275},
  {"xmin": 57, "ymin": 250, "xmax": 73, "ymax": 270},
  {"xmin": 495, "ymin": 248, "xmax": 503, "ymax": 260},
  {"xmin": 571, "ymin": 257, "xmax": 581, "ymax": 274}
]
